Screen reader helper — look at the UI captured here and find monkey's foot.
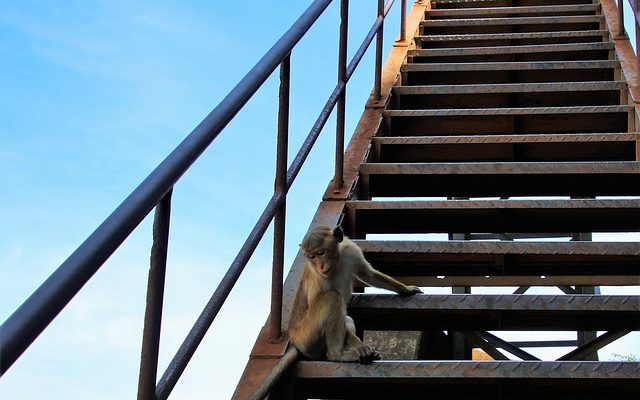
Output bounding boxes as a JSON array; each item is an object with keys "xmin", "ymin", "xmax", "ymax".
[{"xmin": 357, "ymin": 345, "xmax": 382, "ymax": 364}]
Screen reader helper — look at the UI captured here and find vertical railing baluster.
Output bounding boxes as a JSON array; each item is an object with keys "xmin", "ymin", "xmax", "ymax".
[
  {"xmin": 268, "ymin": 54, "xmax": 290, "ymax": 342},
  {"xmin": 400, "ymin": 0, "xmax": 407, "ymax": 42},
  {"xmin": 138, "ymin": 189, "xmax": 172, "ymax": 400},
  {"xmin": 334, "ymin": 0, "xmax": 349, "ymax": 191},
  {"xmin": 374, "ymin": 0, "xmax": 384, "ymax": 100},
  {"xmin": 619, "ymin": 0, "xmax": 626, "ymax": 37}
]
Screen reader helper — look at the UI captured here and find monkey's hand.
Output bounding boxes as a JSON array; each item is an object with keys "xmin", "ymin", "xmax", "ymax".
[
  {"xmin": 399, "ymin": 285, "xmax": 422, "ymax": 296},
  {"xmin": 357, "ymin": 344, "xmax": 382, "ymax": 364}
]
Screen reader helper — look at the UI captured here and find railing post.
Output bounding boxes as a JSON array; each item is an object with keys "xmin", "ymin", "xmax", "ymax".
[
  {"xmin": 268, "ymin": 54, "xmax": 290, "ymax": 342},
  {"xmin": 618, "ymin": 0, "xmax": 626, "ymax": 37},
  {"xmin": 400, "ymin": 0, "xmax": 407, "ymax": 42},
  {"xmin": 374, "ymin": 0, "xmax": 384, "ymax": 100},
  {"xmin": 137, "ymin": 189, "xmax": 172, "ymax": 400},
  {"xmin": 334, "ymin": 0, "xmax": 349, "ymax": 191}
]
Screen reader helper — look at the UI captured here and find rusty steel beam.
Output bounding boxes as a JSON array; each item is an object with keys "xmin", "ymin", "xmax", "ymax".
[
  {"xmin": 476, "ymin": 331, "xmax": 539, "ymax": 361},
  {"xmin": 558, "ymin": 331, "xmax": 631, "ymax": 361},
  {"xmin": 408, "ymin": 42, "xmax": 613, "ymax": 57},
  {"xmin": 421, "ymin": 15, "xmax": 603, "ymax": 27}
]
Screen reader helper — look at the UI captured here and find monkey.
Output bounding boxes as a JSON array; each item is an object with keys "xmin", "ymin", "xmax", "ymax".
[{"xmin": 288, "ymin": 225, "xmax": 422, "ymax": 364}]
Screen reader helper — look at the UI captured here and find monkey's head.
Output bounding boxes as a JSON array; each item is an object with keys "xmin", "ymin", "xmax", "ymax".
[{"xmin": 300, "ymin": 225, "xmax": 344, "ymax": 277}]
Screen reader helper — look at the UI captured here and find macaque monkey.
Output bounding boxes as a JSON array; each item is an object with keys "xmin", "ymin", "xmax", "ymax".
[{"xmin": 288, "ymin": 225, "xmax": 422, "ymax": 364}]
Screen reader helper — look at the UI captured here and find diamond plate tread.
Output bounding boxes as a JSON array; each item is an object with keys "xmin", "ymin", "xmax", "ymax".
[
  {"xmin": 401, "ymin": 60, "xmax": 619, "ymax": 72},
  {"xmin": 295, "ymin": 360, "xmax": 640, "ymax": 380},
  {"xmin": 346, "ymin": 199, "xmax": 640, "ymax": 210},
  {"xmin": 416, "ymin": 30, "xmax": 608, "ymax": 43},
  {"xmin": 352, "ymin": 240, "xmax": 640, "ymax": 256},
  {"xmin": 426, "ymin": 4, "xmax": 600, "ymax": 17},
  {"xmin": 375, "ymin": 133, "xmax": 640, "ymax": 144},
  {"xmin": 408, "ymin": 42, "xmax": 613, "ymax": 57},
  {"xmin": 383, "ymin": 105, "xmax": 632, "ymax": 117},
  {"xmin": 373, "ymin": 133, "xmax": 640, "ymax": 145},
  {"xmin": 348, "ymin": 294, "xmax": 640, "ymax": 312},
  {"xmin": 393, "ymin": 81, "xmax": 625, "ymax": 95},
  {"xmin": 421, "ymin": 15, "xmax": 602, "ymax": 27},
  {"xmin": 360, "ymin": 161, "xmax": 640, "ymax": 175}
]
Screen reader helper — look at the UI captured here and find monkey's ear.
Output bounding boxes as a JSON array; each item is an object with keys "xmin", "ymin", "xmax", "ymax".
[{"xmin": 333, "ymin": 226, "xmax": 344, "ymax": 243}]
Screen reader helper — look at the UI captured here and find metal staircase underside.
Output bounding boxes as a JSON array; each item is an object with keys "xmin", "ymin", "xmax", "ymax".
[{"xmin": 233, "ymin": 1, "xmax": 640, "ymax": 399}]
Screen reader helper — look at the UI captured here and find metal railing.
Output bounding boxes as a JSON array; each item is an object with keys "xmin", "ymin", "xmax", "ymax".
[
  {"xmin": 617, "ymin": 0, "xmax": 639, "ymax": 78},
  {"xmin": 0, "ymin": 0, "xmax": 408, "ymax": 398}
]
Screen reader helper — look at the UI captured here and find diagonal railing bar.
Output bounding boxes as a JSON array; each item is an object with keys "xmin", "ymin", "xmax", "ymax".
[{"xmin": 157, "ymin": 2, "xmax": 401, "ymax": 396}]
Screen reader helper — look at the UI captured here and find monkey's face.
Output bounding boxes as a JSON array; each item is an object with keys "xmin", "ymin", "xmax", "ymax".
[
  {"xmin": 305, "ymin": 243, "xmax": 339, "ymax": 277},
  {"xmin": 301, "ymin": 226, "xmax": 341, "ymax": 277}
]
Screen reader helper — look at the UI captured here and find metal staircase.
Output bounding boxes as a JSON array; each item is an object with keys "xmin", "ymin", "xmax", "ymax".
[{"xmin": 234, "ymin": 0, "xmax": 639, "ymax": 399}]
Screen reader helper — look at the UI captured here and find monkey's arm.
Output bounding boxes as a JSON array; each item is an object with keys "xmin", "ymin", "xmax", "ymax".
[{"xmin": 355, "ymin": 265, "xmax": 422, "ymax": 296}]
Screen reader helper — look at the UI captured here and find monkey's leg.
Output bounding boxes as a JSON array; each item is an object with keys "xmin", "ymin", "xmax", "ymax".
[
  {"xmin": 320, "ymin": 292, "xmax": 379, "ymax": 364},
  {"xmin": 344, "ymin": 316, "xmax": 381, "ymax": 363}
]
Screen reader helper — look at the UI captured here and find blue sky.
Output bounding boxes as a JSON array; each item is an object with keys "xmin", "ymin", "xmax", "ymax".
[
  {"xmin": 1, "ymin": 1, "xmax": 638, "ymax": 399},
  {"xmin": 0, "ymin": 1, "xmax": 400, "ymax": 398}
]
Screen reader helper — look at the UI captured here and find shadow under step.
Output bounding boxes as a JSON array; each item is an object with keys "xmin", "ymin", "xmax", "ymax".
[
  {"xmin": 371, "ymin": 133, "xmax": 639, "ymax": 163},
  {"xmin": 383, "ymin": 105, "xmax": 632, "ymax": 136},
  {"xmin": 421, "ymin": 15, "xmax": 602, "ymax": 35},
  {"xmin": 407, "ymin": 42, "xmax": 613, "ymax": 63},
  {"xmin": 294, "ymin": 360, "xmax": 639, "ymax": 400},
  {"xmin": 353, "ymin": 240, "xmax": 640, "ymax": 283},
  {"xmin": 358, "ymin": 161, "xmax": 640, "ymax": 198},
  {"xmin": 426, "ymin": 4, "xmax": 600, "ymax": 19},
  {"xmin": 402, "ymin": 60, "xmax": 618, "ymax": 86},
  {"xmin": 344, "ymin": 199, "xmax": 640, "ymax": 237},
  {"xmin": 347, "ymin": 294, "xmax": 640, "ymax": 331}
]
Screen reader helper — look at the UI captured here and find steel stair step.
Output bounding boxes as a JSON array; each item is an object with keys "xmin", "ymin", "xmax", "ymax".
[
  {"xmin": 294, "ymin": 361, "xmax": 639, "ymax": 400},
  {"xmin": 358, "ymin": 161, "xmax": 640, "ymax": 198},
  {"xmin": 426, "ymin": 4, "xmax": 600, "ymax": 18},
  {"xmin": 421, "ymin": 15, "xmax": 602, "ymax": 27},
  {"xmin": 344, "ymin": 199, "xmax": 640, "ymax": 237},
  {"xmin": 408, "ymin": 42, "xmax": 613, "ymax": 58},
  {"xmin": 417, "ymin": 30, "xmax": 609, "ymax": 48},
  {"xmin": 373, "ymin": 133, "xmax": 640, "ymax": 144},
  {"xmin": 401, "ymin": 60, "xmax": 619, "ymax": 72},
  {"xmin": 393, "ymin": 81, "xmax": 625, "ymax": 95},
  {"xmin": 417, "ymin": 30, "xmax": 608, "ymax": 45},
  {"xmin": 347, "ymin": 294, "xmax": 640, "ymax": 331},
  {"xmin": 353, "ymin": 240, "xmax": 640, "ymax": 285}
]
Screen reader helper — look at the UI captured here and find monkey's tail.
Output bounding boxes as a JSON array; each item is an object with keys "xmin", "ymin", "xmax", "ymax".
[{"xmin": 249, "ymin": 346, "xmax": 300, "ymax": 400}]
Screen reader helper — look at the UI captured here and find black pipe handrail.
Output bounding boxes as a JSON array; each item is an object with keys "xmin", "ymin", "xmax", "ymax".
[{"xmin": 0, "ymin": 0, "xmax": 407, "ymax": 397}]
